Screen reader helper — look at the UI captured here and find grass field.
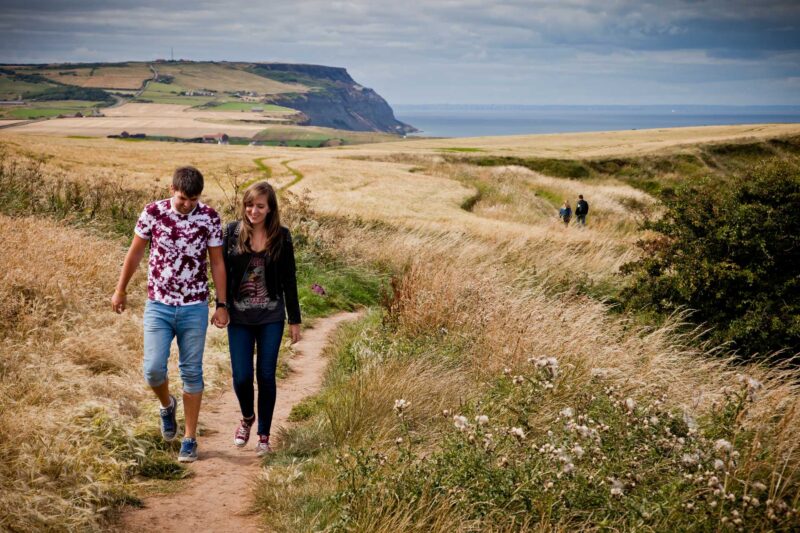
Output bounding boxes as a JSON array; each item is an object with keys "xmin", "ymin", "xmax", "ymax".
[
  {"xmin": 156, "ymin": 62, "xmax": 308, "ymax": 95},
  {"xmin": 203, "ymin": 102, "xmax": 296, "ymax": 113},
  {"xmin": 0, "ymin": 100, "xmax": 107, "ymax": 119},
  {"xmin": 2, "ymin": 124, "xmax": 800, "ymax": 530},
  {"xmin": 136, "ymin": 81, "xmax": 216, "ymax": 106},
  {"xmin": 0, "ymin": 75, "xmax": 55, "ymax": 100}
]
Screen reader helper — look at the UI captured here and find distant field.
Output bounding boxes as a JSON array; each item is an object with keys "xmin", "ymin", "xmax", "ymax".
[
  {"xmin": 136, "ymin": 81, "xmax": 215, "ymax": 106},
  {"xmin": 27, "ymin": 63, "xmax": 152, "ymax": 89},
  {"xmin": 156, "ymin": 62, "xmax": 308, "ymax": 95},
  {"xmin": 0, "ymin": 100, "xmax": 107, "ymax": 119},
  {"xmin": 203, "ymin": 102, "xmax": 295, "ymax": 113},
  {"xmin": 0, "ymin": 76, "xmax": 54, "ymax": 100}
]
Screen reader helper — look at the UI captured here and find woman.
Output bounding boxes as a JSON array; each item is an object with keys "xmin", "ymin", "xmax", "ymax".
[
  {"xmin": 559, "ymin": 200, "xmax": 572, "ymax": 227},
  {"xmin": 223, "ymin": 181, "xmax": 301, "ymax": 455}
]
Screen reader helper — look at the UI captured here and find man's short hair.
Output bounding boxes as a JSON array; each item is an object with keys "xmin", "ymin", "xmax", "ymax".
[
  {"xmin": 578, "ymin": 194, "xmax": 584, "ymax": 199},
  {"xmin": 173, "ymin": 166, "xmax": 204, "ymax": 197}
]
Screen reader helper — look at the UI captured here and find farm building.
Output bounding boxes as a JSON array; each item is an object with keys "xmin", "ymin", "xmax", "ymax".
[{"xmin": 202, "ymin": 133, "xmax": 229, "ymax": 144}]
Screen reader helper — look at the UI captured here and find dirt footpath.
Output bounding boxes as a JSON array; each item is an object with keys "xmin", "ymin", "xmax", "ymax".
[{"xmin": 120, "ymin": 311, "xmax": 362, "ymax": 533}]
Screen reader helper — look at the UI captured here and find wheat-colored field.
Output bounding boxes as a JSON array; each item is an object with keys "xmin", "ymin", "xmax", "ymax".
[
  {"xmin": 28, "ymin": 63, "xmax": 154, "ymax": 90},
  {"xmin": 2, "ymin": 123, "xmax": 800, "ymax": 530},
  {"xmin": 155, "ymin": 62, "xmax": 308, "ymax": 95}
]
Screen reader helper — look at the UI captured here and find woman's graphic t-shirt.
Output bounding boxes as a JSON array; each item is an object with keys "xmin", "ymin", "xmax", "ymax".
[{"xmin": 231, "ymin": 252, "xmax": 285, "ymax": 325}]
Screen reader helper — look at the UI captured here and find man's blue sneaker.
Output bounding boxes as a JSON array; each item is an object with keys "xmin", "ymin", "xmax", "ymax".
[
  {"xmin": 159, "ymin": 395, "xmax": 178, "ymax": 441},
  {"xmin": 178, "ymin": 437, "xmax": 198, "ymax": 463}
]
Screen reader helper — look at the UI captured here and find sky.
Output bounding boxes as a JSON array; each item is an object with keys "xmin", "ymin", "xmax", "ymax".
[{"xmin": 1, "ymin": 0, "xmax": 799, "ymax": 105}]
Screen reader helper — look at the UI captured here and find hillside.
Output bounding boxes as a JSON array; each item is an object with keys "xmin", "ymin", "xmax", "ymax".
[
  {"xmin": 1, "ymin": 124, "xmax": 799, "ymax": 531},
  {"xmin": 0, "ymin": 61, "xmax": 415, "ymax": 135}
]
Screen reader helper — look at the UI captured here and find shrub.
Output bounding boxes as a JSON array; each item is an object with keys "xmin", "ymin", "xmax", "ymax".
[{"xmin": 621, "ymin": 159, "xmax": 800, "ymax": 360}]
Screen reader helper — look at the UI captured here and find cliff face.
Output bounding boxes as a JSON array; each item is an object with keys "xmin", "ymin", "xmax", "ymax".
[{"xmin": 248, "ymin": 63, "xmax": 417, "ymax": 134}]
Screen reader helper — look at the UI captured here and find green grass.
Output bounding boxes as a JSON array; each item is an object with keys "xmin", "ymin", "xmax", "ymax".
[
  {"xmin": 2, "ymin": 100, "xmax": 106, "ymax": 119},
  {"xmin": 0, "ymin": 76, "xmax": 55, "ymax": 100},
  {"xmin": 438, "ymin": 147, "xmax": 485, "ymax": 153}
]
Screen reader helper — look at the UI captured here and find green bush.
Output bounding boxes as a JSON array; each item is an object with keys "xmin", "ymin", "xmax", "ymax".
[{"xmin": 621, "ymin": 159, "xmax": 800, "ymax": 360}]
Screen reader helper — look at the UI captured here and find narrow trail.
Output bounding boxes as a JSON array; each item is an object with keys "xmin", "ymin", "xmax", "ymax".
[{"xmin": 120, "ymin": 310, "xmax": 363, "ymax": 533}]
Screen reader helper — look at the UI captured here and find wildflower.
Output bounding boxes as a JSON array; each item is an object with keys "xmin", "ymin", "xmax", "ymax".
[
  {"xmin": 562, "ymin": 462, "xmax": 575, "ymax": 474},
  {"xmin": 513, "ymin": 375, "xmax": 525, "ymax": 385},
  {"xmin": 752, "ymin": 482, "xmax": 768, "ymax": 492},
  {"xmin": 393, "ymin": 399, "xmax": 411, "ymax": 415},
  {"xmin": 714, "ymin": 439, "xmax": 733, "ymax": 454},
  {"xmin": 610, "ymin": 478, "xmax": 624, "ymax": 497},
  {"xmin": 395, "ymin": 437, "xmax": 403, "ymax": 445},
  {"xmin": 475, "ymin": 415, "xmax": 489, "ymax": 426},
  {"xmin": 683, "ymin": 412, "xmax": 698, "ymax": 432},
  {"xmin": 503, "ymin": 367, "xmax": 512, "ymax": 376},
  {"xmin": 498, "ymin": 456, "xmax": 509, "ymax": 467},
  {"xmin": 453, "ymin": 415, "xmax": 469, "ymax": 431},
  {"xmin": 738, "ymin": 374, "xmax": 764, "ymax": 401},
  {"xmin": 682, "ymin": 453, "xmax": 699, "ymax": 466},
  {"xmin": 572, "ymin": 444, "xmax": 585, "ymax": 458},
  {"xmin": 510, "ymin": 427, "xmax": 526, "ymax": 440},
  {"xmin": 649, "ymin": 416, "xmax": 659, "ymax": 425},
  {"xmin": 560, "ymin": 407, "xmax": 574, "ymax": 418},
  {"xmin": 442, "ymin": 409, "xmax": 451, "ymax": 417},
  {"xmin": 624, "ymin": 398, "xmax": 636, "ymax": 412},
  {"xmin": 544, "ymin": 481, "xmax": 554, "ymax": 490}
]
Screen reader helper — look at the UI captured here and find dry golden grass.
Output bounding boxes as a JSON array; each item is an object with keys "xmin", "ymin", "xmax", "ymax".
[
  {"xmin": 3, "ymin": 124, "xmax": 800, "ymax": 529},
  {"xmin": 34, "ymin": 63, "xmax": 153, "ymax": 89},
  {"xmin": 156, "ymin": 62, "xmax": 308, "ymax": 95}
]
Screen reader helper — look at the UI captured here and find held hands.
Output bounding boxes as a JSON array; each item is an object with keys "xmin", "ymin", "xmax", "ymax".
[
  {"xmin": 211, "ymin": 307, "xmax": 230, "ymax": 328},
  {"xmin": 111, "ymin": 290, "xmax": 127, "ymax": 314},
  {"xmin": 289, "ymin": 324, "xmax": 301, "ymax": 344}
]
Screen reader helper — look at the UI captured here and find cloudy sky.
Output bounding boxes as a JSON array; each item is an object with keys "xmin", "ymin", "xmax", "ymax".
[{"xmin": 1, "ymin": 0, "xmax": 799, "ymax": 105}]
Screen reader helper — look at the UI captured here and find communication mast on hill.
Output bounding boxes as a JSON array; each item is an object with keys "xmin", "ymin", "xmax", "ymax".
[{"xmin": 171, "ymin": 47, "xmax": 174, "ymax": 61}]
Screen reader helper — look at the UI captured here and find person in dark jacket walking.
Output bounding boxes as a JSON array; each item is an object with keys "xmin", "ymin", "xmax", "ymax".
[
  {"xmin": 575, "ymin": 194, "xmax": 589, "ymax": 226},
  {"xmin": 559, "ymin": 200, "xmax": 572, "ymax": 227},
  {"xmin": 223, "ymin": 181, "xmax": 301, "ymax": 455}
]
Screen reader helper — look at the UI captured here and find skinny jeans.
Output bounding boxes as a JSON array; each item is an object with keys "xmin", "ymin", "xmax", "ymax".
[{"xmin": 227, "ymin": 321, "xmax": 285, "ymax": 436}]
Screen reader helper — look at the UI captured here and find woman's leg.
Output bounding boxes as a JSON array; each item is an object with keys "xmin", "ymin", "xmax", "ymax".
[
  {"xmin": 254, "ymin": 321, "xmax": 285, "ymax": 436},
  {"xmin": 228, "ymin": 323, "xmax": 257, "ymax": 419}
]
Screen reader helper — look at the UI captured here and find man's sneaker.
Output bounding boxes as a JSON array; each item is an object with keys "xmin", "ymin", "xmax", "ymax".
[
  {"xmin": 178, "ymin": 437, "xmax": 198, "ymax": 463},
  {"xmin": 234, "ymin": 417, "xmax": 255, "ymax": 447},
  {"xmin": 255, "ymin": 435, "xmax": 272, "ymax": 456},
  {"xmin": 159, "ymin": 395, "xmax": 178, "ymax": 441}
]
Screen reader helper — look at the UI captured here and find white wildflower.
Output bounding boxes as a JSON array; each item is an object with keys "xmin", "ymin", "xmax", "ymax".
[
  {"xmin": 475, "ymin": 415, "xmax": 489, "ymax": 426},
  {"xmin": 682, "ymin": 453, "xmax": 699, "ymax": 466},
  {"xmin": 393, "ymin": 399, "xmax": 411, "ymax": 415},
  {"xmin": 503, "ymin": 367, "xmax": 512, "ymax": 376},
  {"xmin": 752, "ymin": 482, "xmax": 768, "ymax": 492},
  {"xmin": 714, "ymin": 439, "xmax": 733, "ymax": 454},
  {"xmin": 714, "ymin": 459, "xmax": 725, "ymax": 471},
  {"xmin": 572, "ymin": 445, "xmax": 585, "ymax": 458},
  {"xmin": 562, "ymin": 462, "xmax": 575, "ymax": 474},
  {"xmin": 453, "ymin": 415, "xmax": 469, "ymax": 431},
  {"xmin": 649, "ymin": 416, "xmax": 659, "ymax": 426},
  {"xmin": 624, "ymin": 398, "xmax": 636, "ymax": 412},
  {"xmin": 395, "ymin": 437, "xmax": 403, "ymax": 445},
  {"xmin": 560, "ymin": 407, "xmax": 574, "ymax": 418},
  {"xmin": 510, "ymin": 427, "xmax": 526, "ymax": 440},
  {"xmin": 610, "ymin": 478, "xmax": 625, "ymax": 497},
  {"xmin": 513, "ymin": 375, "xmax": 525, "ymax": 385}
]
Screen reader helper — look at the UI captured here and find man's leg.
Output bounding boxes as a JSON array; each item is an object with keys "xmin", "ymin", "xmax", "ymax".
[
  {"xmin": 176, "ymin": 303, "xmax": 209, "ymax": 439},
  {"xmin": 143, "ymin": 300, "xmax": 179, "ymax": 440}
]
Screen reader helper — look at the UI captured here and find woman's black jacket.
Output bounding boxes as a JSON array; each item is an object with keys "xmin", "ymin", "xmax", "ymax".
[{"xmin": 222, "ymin": 222, "xmax": 301, "ymax": 325}]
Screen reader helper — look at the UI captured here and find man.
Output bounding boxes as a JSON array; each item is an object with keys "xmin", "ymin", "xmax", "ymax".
[
  {"xmin": 111, "ymin": 166, "xmax": 229, "ymax": 463},
  {"xmin": 575, "ymin": 194, "xmax": 589, "ymax": 226}
]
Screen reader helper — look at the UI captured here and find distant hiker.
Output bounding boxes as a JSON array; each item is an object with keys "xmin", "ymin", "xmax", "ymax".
[
  {"xmin": 111, "ymin": 166, "xmax": 228, "ymax": 463},
  {"xmin": 559, "ymin": 200, "xmax": 572, "ymax": 227},
  {"xmin": 575, "ymin": 194, "xmax": 589, "ymax": 226},
  {"xmin": 223, "ymin": 181, "xmax": 301, "ymax": 456}
]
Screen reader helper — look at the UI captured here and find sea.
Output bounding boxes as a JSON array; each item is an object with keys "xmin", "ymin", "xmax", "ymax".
[{"xmin": 393, "ymin": 105, "xmax": 800, "ymax": 138}]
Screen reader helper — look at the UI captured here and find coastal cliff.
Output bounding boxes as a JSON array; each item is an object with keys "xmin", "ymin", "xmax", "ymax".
[{"xmin": 248, "ymin": 63, "xmax": 417, "ymax": 134}]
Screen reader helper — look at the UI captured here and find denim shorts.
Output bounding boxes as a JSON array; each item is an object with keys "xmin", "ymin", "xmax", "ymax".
[{"xmin": 142, "ymin": 299, "xmax": 208, "ymax": 394}]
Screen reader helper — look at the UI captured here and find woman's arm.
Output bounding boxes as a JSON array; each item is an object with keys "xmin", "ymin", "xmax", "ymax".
[{"xmin": 281, "ymin": 229, "xmax": 302, "ymax": 342}]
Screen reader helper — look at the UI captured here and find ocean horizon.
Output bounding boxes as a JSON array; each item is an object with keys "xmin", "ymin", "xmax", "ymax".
[{"xmin": 394, "ymin": 104, "xmax": 800, "ymax": 138}]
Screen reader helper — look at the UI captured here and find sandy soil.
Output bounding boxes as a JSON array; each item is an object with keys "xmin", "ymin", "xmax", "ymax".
[{"xmin": 119, "ymin": 311, "xmax": 362, "ymax": 533}]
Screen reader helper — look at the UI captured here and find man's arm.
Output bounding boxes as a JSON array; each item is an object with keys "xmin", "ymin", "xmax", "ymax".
[
  {"xmin": 208, "ymin": 245, "xmax": 229, "ymax": 327},
  {"xmin": 111, "ymin": 235, "xmax": 149, "ymax": 313}
]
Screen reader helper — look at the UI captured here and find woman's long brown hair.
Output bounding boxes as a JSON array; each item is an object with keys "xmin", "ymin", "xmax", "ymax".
[{"xmin": 236, "ymin": 181, "xmax": 283, "ymax": 258}]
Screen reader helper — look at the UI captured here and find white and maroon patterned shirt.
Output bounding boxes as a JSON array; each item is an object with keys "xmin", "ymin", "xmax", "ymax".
[{"xmin": 134, "ymin": 199, "xmax": 223, "ymax": 306}]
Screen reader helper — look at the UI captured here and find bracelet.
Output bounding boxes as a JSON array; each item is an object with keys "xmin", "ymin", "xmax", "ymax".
[
  {"xmin": 115, "ymin": 289, "xmax": 127, "ymax": 296},
  {"xmin": 215, "ymin": 301, "xmax": 227, "ymax": 309}
]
